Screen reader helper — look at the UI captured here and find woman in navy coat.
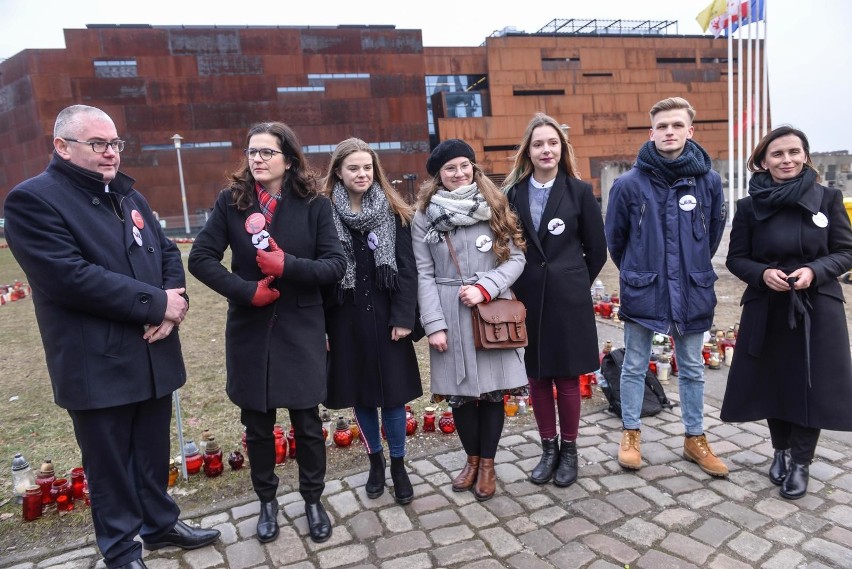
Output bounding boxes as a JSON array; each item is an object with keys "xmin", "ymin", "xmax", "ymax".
[
  {"xmin": 189, "ymin": 122, "xmax": 345, "ymax": 543},
  {"xmin": 721, "ymin": 126, "xmax": 852, "ymax": 500},
  {"xmin": 321, "ymin": 138, "xmax": 422, "ymax": 505},
  {"xmin": 504, "ymin": 113, "xmax": 607, "ymax": 487}
]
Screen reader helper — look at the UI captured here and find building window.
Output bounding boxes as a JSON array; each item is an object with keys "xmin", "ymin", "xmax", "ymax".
[
  {"xmin": 425, "ymin": 75, "xmax": 487, "ymax": 141},
  {"xmin": 277, "ymin": 86, "xmax": 326, "ymax": 93},
  {"xmin": 94, "ymin": 60, "xmax": 138, "ymax": 78},
  {"xmin": 541, "ymin": 57, "xmax": 579, "ymax": 71},
  {"xmin": 141, "ymin": 141, "xmax": 233, "ymax": 151},
  {"xmin": 303, "ymin": 141, "xmax": 402, "ymax": 154},
  {"xmin": 513, "ymin": 89, "xmax": 566, "ymax": 96}
]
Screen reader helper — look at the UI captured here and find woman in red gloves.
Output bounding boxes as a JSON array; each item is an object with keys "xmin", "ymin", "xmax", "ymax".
[{"xmin": 189, "ymin": 122, "xmax": 345, "ymax": 544}]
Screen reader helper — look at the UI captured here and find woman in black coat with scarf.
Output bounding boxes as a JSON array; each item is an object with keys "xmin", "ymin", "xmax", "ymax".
[
  {"xmin": 188, "ymin": 122, "xmax": 345, "ymax": 543},
  {"xmin": 721, "ymin": 126, "xmax": 852, "ymax": 500},
  {"xmin": 503, "ymin": 113, "xmax": 607, "ymax": 487},
  {"xmin": 321, "ymin": 138, "xmax": 422, "ymax": 506}
]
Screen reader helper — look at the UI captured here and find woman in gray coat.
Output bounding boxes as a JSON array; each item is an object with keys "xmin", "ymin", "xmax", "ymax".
[{"xmin": 412, "ymin": 139, "xmax": 528, "ymax": 501}]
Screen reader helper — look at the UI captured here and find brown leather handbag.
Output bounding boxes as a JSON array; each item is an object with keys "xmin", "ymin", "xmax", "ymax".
[{"xmin": 445, "ymin": 234, "xmax": 528, "ymax": 350}]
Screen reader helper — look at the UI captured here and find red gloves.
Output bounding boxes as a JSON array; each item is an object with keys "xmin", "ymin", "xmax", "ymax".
[
  {"xmin": 251, "ymin": 275, "xmax": 280, "ymax": 307},
  {"xmin": 256, "ymin": 237, "xmax": 285, "ymax": 278}
]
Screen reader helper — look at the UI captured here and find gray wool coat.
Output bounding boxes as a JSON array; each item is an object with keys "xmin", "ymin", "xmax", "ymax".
[{"xmin": 412, "ymin": 211, "xmax": 528, "ymax": 397}]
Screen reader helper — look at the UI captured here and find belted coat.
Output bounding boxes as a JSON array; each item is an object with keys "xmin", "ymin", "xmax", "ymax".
[
  {"xmin": 506, "ymin": 172, "xmax": 608, "ymax": 379},
  {"xmin": 411, "ymin": 211, "xmax": 528, "ymax": 398},
  {"xmin": 721, "ymin": 182, "xmax": 852, "ymax": 430},
  {"xmin": 188, "ymin": 188, "xmax": 346, "ymax": 413}
]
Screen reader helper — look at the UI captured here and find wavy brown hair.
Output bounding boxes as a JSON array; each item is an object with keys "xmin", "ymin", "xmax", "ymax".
[
  {"xmin": 748, "ymin": 125, "xmax": 818, "ymax": 179},
  {"xmin": 417, "ymin": 163, "xmax": 526, "ymax": 263},
  {"xmin": 320, "ymin": 138, "xmax": 413, "ymax": 225},
  {"xmin": 227, "ymin": 122, "xmax": 318, "ymax": 210},
  {"xmin": 502, "ymin": 113, "xmax": 580, "ymax": 190}
]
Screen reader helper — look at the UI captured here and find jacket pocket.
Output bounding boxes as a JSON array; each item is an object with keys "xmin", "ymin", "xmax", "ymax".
[
  {"xmin": 620, "ymin": 270, "xmax": 658, "ymax": 319},
  {"xmin": 686, "ymin": 269, "xmax": 718, "ymax": 321}
]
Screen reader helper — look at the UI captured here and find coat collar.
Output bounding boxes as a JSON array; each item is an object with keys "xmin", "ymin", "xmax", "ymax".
[{"xmin": 48, "ymin": 152, "xmax": 137, "ymax": 196}]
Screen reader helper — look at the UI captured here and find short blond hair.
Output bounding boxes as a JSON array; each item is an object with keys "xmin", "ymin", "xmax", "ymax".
[{"xmin": 649, "ymin": 97, "xmax": 695, "ymax": 123}]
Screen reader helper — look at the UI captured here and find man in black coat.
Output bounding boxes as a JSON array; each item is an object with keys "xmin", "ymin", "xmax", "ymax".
[{"xmin": 3, "ymin": 105, "xmax": 219, "ymax": 569}]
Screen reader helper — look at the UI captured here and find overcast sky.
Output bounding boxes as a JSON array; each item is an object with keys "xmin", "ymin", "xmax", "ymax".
[{"xmin": 0, "ymin": 0, "xmax": 849, "ymax": 152}]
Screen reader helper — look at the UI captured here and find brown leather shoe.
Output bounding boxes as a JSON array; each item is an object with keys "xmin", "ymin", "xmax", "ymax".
[
  {"xmin": 618, "ymin": 429, "xmax": 642, "ymax": 470},
  {"xmin": 452, "ymin": 455, "xmax": 480, "ymax": 492},
  {"xmin": 473, "ymin": 458, "xmax": 496, "ymax": 501}
]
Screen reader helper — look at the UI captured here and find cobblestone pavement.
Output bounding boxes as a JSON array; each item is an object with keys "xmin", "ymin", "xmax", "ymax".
[{"xmin": 8, "ymin": 384, "xmax": 852, "ymax": 569}]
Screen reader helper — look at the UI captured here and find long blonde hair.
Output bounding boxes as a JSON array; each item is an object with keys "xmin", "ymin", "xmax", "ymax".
[
  {"xmin": 502, "ymin": 113, "xmax": 580, "ymax": 191},
  {"xmin": 320, "ymin": 137, "xmax": 413, "ymax": 224},
  {"xmin": 417, "ymin": 163, "xmax": 526, "ymax": 263}
]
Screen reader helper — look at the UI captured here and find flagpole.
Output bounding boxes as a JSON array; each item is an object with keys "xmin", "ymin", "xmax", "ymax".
[
  {"xmin": 737, "ymin": 22, "xmax": 745, "ymax": 201},
  {"xmin": 727, "ymin": 16, "xmax": 735, "ymax": 222},
  {"xmin": 745, "ymin": 7, "xmax": 753, "ymax": 189},
  {"xmin": 762, "ymin": 1, "xmax": 769, "ymax": 135},
  {"xmin": 753, "ymin": 5, "xmax": 761, "ymax": 150}
]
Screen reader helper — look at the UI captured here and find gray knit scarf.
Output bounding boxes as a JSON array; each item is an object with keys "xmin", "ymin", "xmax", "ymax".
[
  {"xmin": 331, "ymin": 181, "xmax": 398, "ymax": 295},
  {"xmin": 423, "ymin": 182, "xmax": 492, "ymax": 243}
]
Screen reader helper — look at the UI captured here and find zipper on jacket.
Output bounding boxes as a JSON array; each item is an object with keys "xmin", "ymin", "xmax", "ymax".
[
  {"xmin": 638, "ymin": 202, "xmax": 646, "ymax": 237},
  {"xmin": 697, "ymin": 200, "xmax": 707, "ymax": 234}
]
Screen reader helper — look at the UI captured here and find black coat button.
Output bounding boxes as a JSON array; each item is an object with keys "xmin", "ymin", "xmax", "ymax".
[
  {"xmin": 147, "ymin": 247, "xmax": 155, "ymax": 253},
  {"xmin": 92, "ymin": 198, "xmax": 100, "ymax": 206}
]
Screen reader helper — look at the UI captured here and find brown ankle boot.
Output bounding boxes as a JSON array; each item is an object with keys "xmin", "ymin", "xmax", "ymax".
[
  {"xmin": 452, "ymin": 455, "xmax": 480, "ymax": 492},
  {"xmin": 473, "ymin": 458, "xmax": 496, "ymax": 501}
]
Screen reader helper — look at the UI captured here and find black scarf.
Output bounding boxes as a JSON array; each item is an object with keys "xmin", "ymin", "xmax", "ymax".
[
  {"xmin": 748, "ymin": 168, "xmax": 818, "ymax": 221},
  {"xmin": 636, "ymin": 139, "xmax": 713, "ymax": 186}
]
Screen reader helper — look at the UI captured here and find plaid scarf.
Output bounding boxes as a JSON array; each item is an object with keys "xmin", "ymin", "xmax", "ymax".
[
  {"xmin": 256, "ymin": 182, "xmax": 280, "ymax": 225},
  {"xmin": 423, "ymin": 182, "xmax": 491, "ymax": 243}
]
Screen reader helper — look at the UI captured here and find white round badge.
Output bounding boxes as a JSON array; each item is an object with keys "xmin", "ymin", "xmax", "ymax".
[
  {"xmin": 812, "ymin": 212, "xmax": 828, "ymax": 228},
  {"xmin": 679, "ymin": 195, "xmax": 698, "ymax": 211},
  {"xmin": 475, "ymin": 235, "xmax": 493, "ymax": 253},
  {"xmin": 367, "ymin": 232, "xmax": 379, "ymax": 250},
  {"xmin": 132, "ymin": 226, "xmax": 143, "ymax": 247},
  {"xmin": 547, "ymin": 218, "xmax": 565, "ymax": 235},
  {"xmin": 251, "ymin": 230, "xmax": 271, "ymax": 250}
]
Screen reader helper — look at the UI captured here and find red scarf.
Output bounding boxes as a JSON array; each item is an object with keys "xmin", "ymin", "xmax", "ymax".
[{"xmin": 255, "ymin": 183, "xmax": 279, "ymax": 225}]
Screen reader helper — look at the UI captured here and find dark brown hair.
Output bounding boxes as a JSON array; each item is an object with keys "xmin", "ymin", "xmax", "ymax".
[
  {"xmin": 228, "ymin": 122, "xmax": 317, "ymax": 210},
  {"xmin": 748, "ymin": 125, "xmax": 817, "ymax": 176}
]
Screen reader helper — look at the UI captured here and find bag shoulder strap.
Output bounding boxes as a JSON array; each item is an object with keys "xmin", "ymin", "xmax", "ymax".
[{"xmin": 444, "ymin": 233, "xmax": 463, "ymax": 278}]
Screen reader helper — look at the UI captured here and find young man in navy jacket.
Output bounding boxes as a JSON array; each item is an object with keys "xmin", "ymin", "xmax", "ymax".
[{"xmin": 604, "ymin": 97, "xmax": 729, "ymax": 477}]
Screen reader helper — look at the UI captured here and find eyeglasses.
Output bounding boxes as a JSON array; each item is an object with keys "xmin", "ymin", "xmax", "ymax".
[
  {"xmin": 245, "ymin": 148, "xmax": 284, "ymax": 161},
  {"xmin": 441, "ymin": 161, "xmax": 473, "ymax": 176},
  {"xmin": 64, "ymin": 138, "xmax": 126, "ymax": 153}
]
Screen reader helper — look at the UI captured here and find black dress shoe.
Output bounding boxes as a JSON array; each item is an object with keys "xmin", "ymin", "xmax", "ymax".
[
  {"xmin": 143, "ymin": 520, "xmax": 221, "ymax": 550},
  {"xmin": 305, "ymin": 501, "xmax": 332, "ymax": 543},
  {"xmin": 115, "ymin": 559, "xmax": 147, "ymax": 569},
  {"xmin": 780, "ymin": 461, "xmax": 809, "ymax": 500},
  {"xmin": 256, "ymin": 500, "xmax": 280, "ymax": 543},
  {"xmin": 769, "ymin": 449, "xmax": 789, "ymax": 486}
]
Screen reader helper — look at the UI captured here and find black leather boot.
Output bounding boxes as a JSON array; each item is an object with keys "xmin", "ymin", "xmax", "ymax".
[
  {"xmin": 305, "ymin": 501, "xmax": 332, "ymax": 543},
  {"xmin": 390, "ymin": 456, "xmax": 414, "ymax": 505},
  {"xmin": 780, "ymin": 460, "xmax": 809, "ymax": 500},
  {"xmin": 769, "ymin": 449, "xmax": 789, "ymax": 486},
  {"xmin": 256, "ymin": 500, "xmax": 280, "ymax": 543},
  {"xmin": 554, "ymin": 439, "xmax": 578, "ymax": 487},
  {"xmin": 529, "ymin": 436, "xmax": 559, "ymax": 484},
  {"xmin": 365, "ymin": 451, "xmax": 386, "ymax": 498}
]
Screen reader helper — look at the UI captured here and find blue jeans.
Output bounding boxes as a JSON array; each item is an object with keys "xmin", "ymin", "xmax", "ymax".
[
  {"xmin": 354, "ymin": 406, "xmax": 407, "ymax": 458},
  {"xmin": 620, "ymin": 321, "xmax": 706, "ymax": 436}
]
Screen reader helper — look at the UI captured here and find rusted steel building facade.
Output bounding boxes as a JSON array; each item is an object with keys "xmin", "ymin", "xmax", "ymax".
[{"xmin": 0, "ymin": 21, "xmax": 750, "ymax": 222}]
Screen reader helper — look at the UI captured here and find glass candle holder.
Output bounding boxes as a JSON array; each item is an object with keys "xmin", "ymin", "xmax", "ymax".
[
  {"xmin": 287, "ymin": 426, "xmax": 297, "ymax": 459},
  {"xmin": 22, "ymin": 486, "xmax": 42, "ymax": 522},
  {"xmin": 333, "ymin": 417, "xmax": 353, "ymax": 447},
  {"xmin": 422, "ymin": 407, "xmax": 436, "ymax": 432},
  {"xmin": 168, "ymin": 459, "xmax": 179, "ymax": 487},
  {"xmin": 405, "ymin": 411, "xmax": 418, "ymax": 436},
  {"xmin": 202, "ymin": 438, "xmax": 224, "ymax": 478},
  {"xmin": 70, "ymin": 467, "xmax": 86, "ymax": 501},
  {"xmin": 35, "ymin": 461, "xmax": 56, "ymax": 507},
  {"xmin": 11, "ymin": 453, "xmax": 35, "ymax": 504},
  {"xmin": 228, "ymin": 450, "xmax": 245, "ymax": 470},
  {"xmin": 52, "ymin": 478, "xmax": 74, "ymax": 513},
  {"xmin": 184, "ymin": 440, "xmax": 203, "ymax": 475},
  {"xmin": 348, "ymin": 418, "xmax": 360, "ymax": 441},
  {"xmin": 274, "ymin": 425, "xmax": 286, "ymax": 465},
  {"xmin": 504, "ymin": 397, "xmax": 518, "ymax": 417},
  {"xmin": 438, "ymin": 411, "xmax": 456, "ymax": 434}
]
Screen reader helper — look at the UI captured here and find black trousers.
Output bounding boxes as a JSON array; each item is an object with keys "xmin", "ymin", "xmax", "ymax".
[
  {"xmin": 241, "ymin": 406, "xmax": 326, "ymax": 503},
  {"xmin": 768, "ymin": 418, "xmax": 821, "ymax": 464},
  {"xmin": 452, "ymin": 400, "xmax": 505, "ymax": 459},
  {"xmin": 68, "ymin": 395, "xmax": 180, "ymax": 569}
]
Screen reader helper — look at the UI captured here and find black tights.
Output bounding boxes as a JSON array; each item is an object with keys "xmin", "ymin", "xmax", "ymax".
[
  {"xmin": 767, "ymin": 418, "xmax": 821, "ymax": 464},
  {"xmin": 452, "ymin": 400, "xmax": 505, "ymax": 459}
]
